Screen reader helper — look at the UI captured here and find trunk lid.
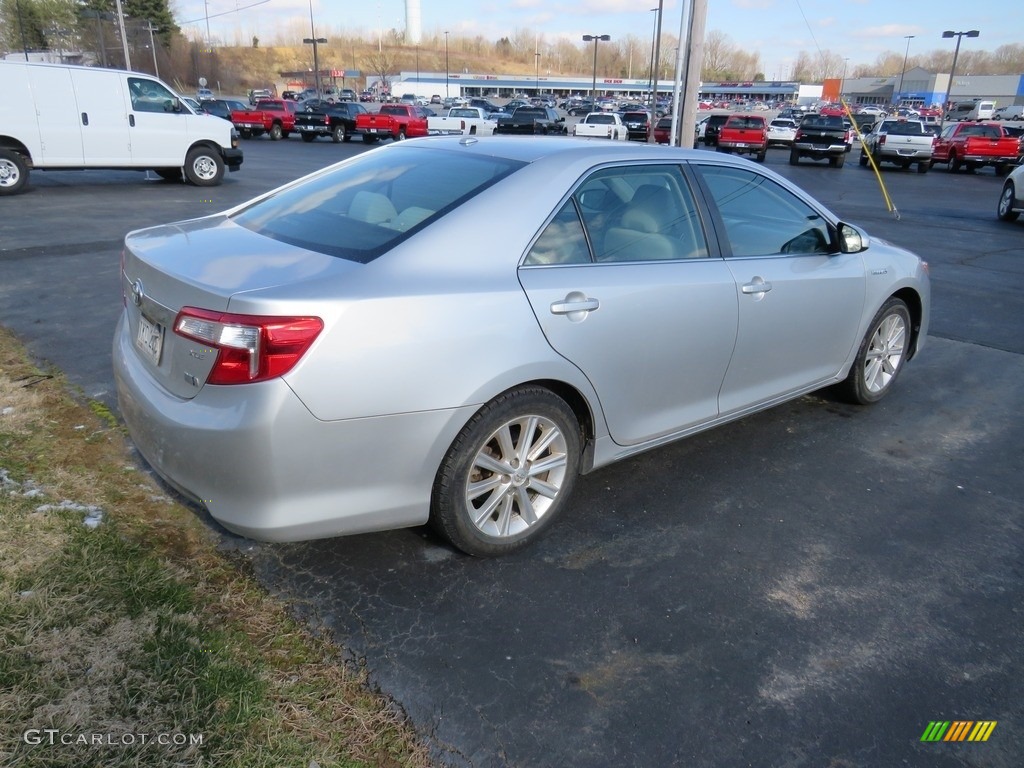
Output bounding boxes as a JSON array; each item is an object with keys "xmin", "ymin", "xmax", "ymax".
[{"xmin": 121, "ymin": 215, "xmax": 355, "ymax": 399}]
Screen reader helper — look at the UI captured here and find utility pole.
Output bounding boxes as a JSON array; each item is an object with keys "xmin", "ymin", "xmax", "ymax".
[
  {"xmin": 113, "ymin": 0, "xmax": 131, "ymax": 69},
  {"xmin": 677, "ymin": 0, "xmax": 707, "ymax": 148},
  {"xmin": 145, "ymin": 22, "xmax": 160, "ymax": 77}
]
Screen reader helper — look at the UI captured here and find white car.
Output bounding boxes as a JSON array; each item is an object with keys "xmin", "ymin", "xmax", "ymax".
[
  {"xmin": 766, "ymin": 118, "xmax": 798, "ymax": 147},
  {"xmin": 857, "ymin": 105, "xmax": 886, "ymax": 117}
]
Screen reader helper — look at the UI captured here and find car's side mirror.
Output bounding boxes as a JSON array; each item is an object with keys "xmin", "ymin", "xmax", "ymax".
[{"xmin": 838, "ymin": 223, "xmax": 869, "ymax": 253}]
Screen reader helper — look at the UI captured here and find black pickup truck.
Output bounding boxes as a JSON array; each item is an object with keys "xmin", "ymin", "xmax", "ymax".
[
  {"xmin": 790, "ymin": 116, "xmax": 851, "ymax": 167},
  {"xmin": 495, "ymin": 107, "xmax": 567, "ymax": 135},
  {"xmin": 294, "ymin": 101, "xmax": 369, "ymax": 143}
]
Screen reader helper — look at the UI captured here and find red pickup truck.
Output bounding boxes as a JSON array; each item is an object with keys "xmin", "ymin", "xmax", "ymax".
[
  {"xmin": 230, "ymin": 99, "xmax": 299, "ymax": 140},
  {"xmin": 716, "ymin": 115, "xmax": 768, "ymax": 161},
  {"xmin": 355, "ymin": 104, "xmax": 431, "ymax": 143},
  {"xmin": 931, "ymin": 122, "xmax": 1019, "ymax": 176}
]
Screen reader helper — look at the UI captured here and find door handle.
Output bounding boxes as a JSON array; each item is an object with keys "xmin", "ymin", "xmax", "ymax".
[
  {"xmin": 741, "ymin": 279, "xmax": 772, "ymax": 294},
  {"xmin": 81, "ymin": 112, "xmax": 89, "ymax": 126},
  {"xmin": 550, "ymin": 297, "xmax": 600, "ymax": 314},
  {"xmin": 129, "ymin": 114, "xmax": 135, "ymax": 127}
]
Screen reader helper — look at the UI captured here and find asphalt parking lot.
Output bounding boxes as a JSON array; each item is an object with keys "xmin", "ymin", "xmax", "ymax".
[{"xmin": 1, "ymin": 137, "xmax": 1022, "ymax": 767}]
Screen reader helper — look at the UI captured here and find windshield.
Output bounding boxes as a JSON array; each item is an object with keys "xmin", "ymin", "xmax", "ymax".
[{"xmin": 233, "ymin": 147, "xmax": 524, "ymax": 263}]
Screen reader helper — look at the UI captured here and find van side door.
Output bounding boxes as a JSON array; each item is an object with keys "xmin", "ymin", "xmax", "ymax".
[
  {"xmin": 26, "ymin": 66, "xmax": 84, "ymax": 165},
  {"xmin": 68, "ymin": 68, "xmax": 131, "ymax": 166},
  {"xmin": 123, "ymin": 76, "xmax": 189, "ymax": 167}
]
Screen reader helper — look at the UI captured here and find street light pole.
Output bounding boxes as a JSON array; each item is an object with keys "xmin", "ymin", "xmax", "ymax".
[
  {"xmin": 582, "ymin": 34, "xmax": 610, "ymax": 103},
  {"xmin": 648, "ymin": 0, "xmax": 664, "ymax": 144},
  {"xmin": 896, "ymin": 34, "xmax": 915, "ymax": 106},
  {"xmin": 647, "ymin": 8, "xmax": 658, "ymax": 102},
  {"xmin": 840, "ymin": 57, "xmax": 849, "ymax": 101},
  {"xmin": 444, "ymin": 31, "xmax": 450, "ymax": 98},
  {"xmin": 535, "ymin": 50, "xmax": 540, "ymax": 94},
  {"xmin": 940, "ymin": 29, "xmax": 980, "ymax": 129},
  {"xmin": 304, "ymin": 0, "xmax": 326, "ymax": 96}
]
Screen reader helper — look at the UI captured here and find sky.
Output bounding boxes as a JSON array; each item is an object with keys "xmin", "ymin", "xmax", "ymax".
[{"xmin": 173, "ymin": 0, "xmax": 1018, "ymax": 80}]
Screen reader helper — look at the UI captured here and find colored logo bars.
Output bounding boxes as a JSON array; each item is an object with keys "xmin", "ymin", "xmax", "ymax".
[{"xmin": 921, "ymin": 721, "xmax": 997, "ymax": 742}]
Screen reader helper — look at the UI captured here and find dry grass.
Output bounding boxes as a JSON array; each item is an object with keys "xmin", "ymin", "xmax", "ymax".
[{"xmin": 0, "ymin": 327, "xmax": 433, "ymax": 768}]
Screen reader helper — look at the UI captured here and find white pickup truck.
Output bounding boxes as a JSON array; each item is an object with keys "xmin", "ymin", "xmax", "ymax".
[
  {"xmin": 859, "ymin": 119, "xmax": 935, "ymax": 173},
  {"xmin": 572, "ymin": 112, "xmax": 628, "ymax": 140},
  {"xmin": 427, "ymin": 107, "xmax": 496, "ymax": 136}
]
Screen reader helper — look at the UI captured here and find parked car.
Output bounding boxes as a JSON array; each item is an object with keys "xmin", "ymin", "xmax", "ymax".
[
  {"xmin": 766, "ymin": 118, "xmax": 798, "ymax": 147},
  {"xmin": 620, "ymin": 111, "xmax": 651, "ymax": 141},
  {"xmin": 196, "ymin": 87, "xmax": 214, "ymax": 101},
  {"xmin": 699, "ymin": 114, "xmax": 731, "ymax": 146},
  {"xmin": 992, "ymin": 105, "xmax": 1024, "ymax": 121},
  {"xmin": 248, "ymin": 88, "xmax": 273, "ymax": 104},
  {"xmin": 113, "ymin": 137, "xmax": 930, "ymax": 557},
  {"xmin": 997, "ymin": 163, "xmax": 1024, "ymax": 221},
  {"xmin": 653, "ymin": 116, "xmax": 673, "ymax": 144},
  {"xmin": 201, "ymin": 98, "xmax": 248, "ymax": 121}
]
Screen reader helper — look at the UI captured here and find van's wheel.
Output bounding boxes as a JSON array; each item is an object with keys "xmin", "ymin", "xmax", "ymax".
[
  {"xmin": 331, "ymin": 124, "xmax": 346, "ymax": 143},
  {"xmin": 836, "ymin": 297, "xmax": 911, "ymax": 405},
  {"xmin": 0, "ymin": 149, "xmax": 28, "ymax": 195},
  {"xmin": 430, "ymin": 387, "xmax": 581, "ymax": 557},
  {"xmin": 183, "ymin": 147, "xmax": 224, "ymax": 187},
  {"xmin": 269, "ymin": 123, "xmax": 283, "ymax": 141},
  {"xmin": 153, "ymin": 168, "xmax": 182, "ymax": 181}
]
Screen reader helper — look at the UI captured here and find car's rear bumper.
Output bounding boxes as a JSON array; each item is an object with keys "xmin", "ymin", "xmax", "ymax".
[{"xmin": 113, "ymin": 312, "xmax": 473, "ymax": 542}]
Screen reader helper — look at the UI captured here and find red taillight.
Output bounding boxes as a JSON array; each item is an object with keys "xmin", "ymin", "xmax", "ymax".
[
  {"xmin": 879, "ymin": 134, "xmax": 886, "ymax": 146},
  {"xmin": 173, "ymin": 307, "xmax": 323, "ymax": 385}
]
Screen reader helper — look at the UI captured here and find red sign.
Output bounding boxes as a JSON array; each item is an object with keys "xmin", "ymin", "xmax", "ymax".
[{"xmin": 603, "ymin": 79, "xmax": 623, "ymax": 84}]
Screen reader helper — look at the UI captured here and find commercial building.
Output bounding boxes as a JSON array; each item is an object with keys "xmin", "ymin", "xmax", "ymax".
[{"xmin": 827, "ymin": 68, "xmax": 1024, "ymax": 109}]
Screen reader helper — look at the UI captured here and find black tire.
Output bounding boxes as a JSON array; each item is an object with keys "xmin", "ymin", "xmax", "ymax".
[
  {"xmin": 182, "ymin": 146, "xmax": 225, "ymax": 187},
  {"xmin": 949, "ymin": 151, "xmax": 961, "ymax": 172},
  {"xmin": 829, "ymin": 155, "xmax": 839, "ymax": 167},
  {"xmin": 0, "ymin": 148, "xmax": 28, "ymax": 195},
  {"xmin": 331, "ymin": 124, "xmax": 345, "ymax": 143},
  {"xmin": 836, "ymin": 297, "xmax": 911, "ymax": 405},
  {"xmin": 858, "ymin": 151, "xmax": 868, "ymax": 166},
  {"xmin": 836, "ymin": 153, "xmax": 845, "ymax": 168},
  {"xmin": 997, "ymin": 182, "xmax": 1020, "ymax": 221},
  {"xmin": 396, "ymin": 129, "xmax": 406, "ymax": 141},
  {"xmin": 430, "ymin": 387, "xmax": 581, "ymax": 557},
  {"xmin": 756, "ymin": 148, "xmax": 766, "ymax": 162},
  {"xmin": 153, "ymin": 167, "xmax": 182, "ymax": 181},
  {"xmin": 789, "ymin": 147, "xmax": 800, "ymax": 165},
  {"xmin": 917, "ymin": 161, "xmax": 929, "ymax": 174},
  {"xmin": 995, "ymin": 163, "xmax": 1010, "ymax": 177},
  {"xmin": 269, "ymin": 123, "xmax": 283, "ymax": 141},
  {"xmin": 300, "ymin": 133, "xmax": 317, "ymax": 142}
]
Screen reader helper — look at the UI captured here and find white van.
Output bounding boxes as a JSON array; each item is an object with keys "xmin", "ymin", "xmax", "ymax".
[
  {"xmin": 992, "ymin": 105, "xmax": 1024, "ymax": 121},
  {"xmin": 966, "ymin": 100, "xmax": 996, "ymax": 121},
  {"xmin": 0, "ymin": 61, "xmax": 242, "ymax": 195}
]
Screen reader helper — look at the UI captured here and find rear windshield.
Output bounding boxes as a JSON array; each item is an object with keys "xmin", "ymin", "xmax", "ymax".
[
  {"xmin": 801, "ymin": 117, "xmax": 844, "ymax": 129},
  {"xmin": 232, "ymin": 146, "xmax": 524, "ymax": 263}
]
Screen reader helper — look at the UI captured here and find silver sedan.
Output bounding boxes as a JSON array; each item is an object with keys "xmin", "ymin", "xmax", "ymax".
[{"xmin": 113, "ymin": 137, "xmax": 930, "ymax": 556}]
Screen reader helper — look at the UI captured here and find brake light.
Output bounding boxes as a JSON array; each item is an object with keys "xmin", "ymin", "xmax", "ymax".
[
  {"xmin": 173, "ymin": 307, "xmax": 323, "ymax": 385},
  {"xmin": 879, "ymin": 134, "xmax": 886, "ymax": 146}
]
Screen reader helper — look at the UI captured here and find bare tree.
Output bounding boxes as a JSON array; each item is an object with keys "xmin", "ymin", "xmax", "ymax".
[{"xmin": 364, "ymin": 49, "xmax": 399, "ymax": 93}]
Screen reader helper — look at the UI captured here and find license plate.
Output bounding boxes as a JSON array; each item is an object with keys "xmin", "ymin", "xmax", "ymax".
[
  {"xmin": 366, "ymin": 128, "xmax": 378, "ymax": 133},
  {"xmin": 136, "ymin": 315, "xmax": 163, "ymax": 366},
  {"xmin": 736, "ymin": 142, "xmax": 748, "ymax": 147}
]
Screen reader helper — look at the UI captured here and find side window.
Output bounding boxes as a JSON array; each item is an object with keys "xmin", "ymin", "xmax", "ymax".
[
  {"xmin": 128, "ymin": 77, "xmax": 177, "ymax": 113},
  {"xmin": 696, "ymin": 165, "xmax": 833, "ymax": 257},
  {"xmin": 574, "ymin": 165, "xmax": 708, "ymax": 263},
  {"xmin": 523, "ymin": 200, "xmax": 591, "ymax": 266}
]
